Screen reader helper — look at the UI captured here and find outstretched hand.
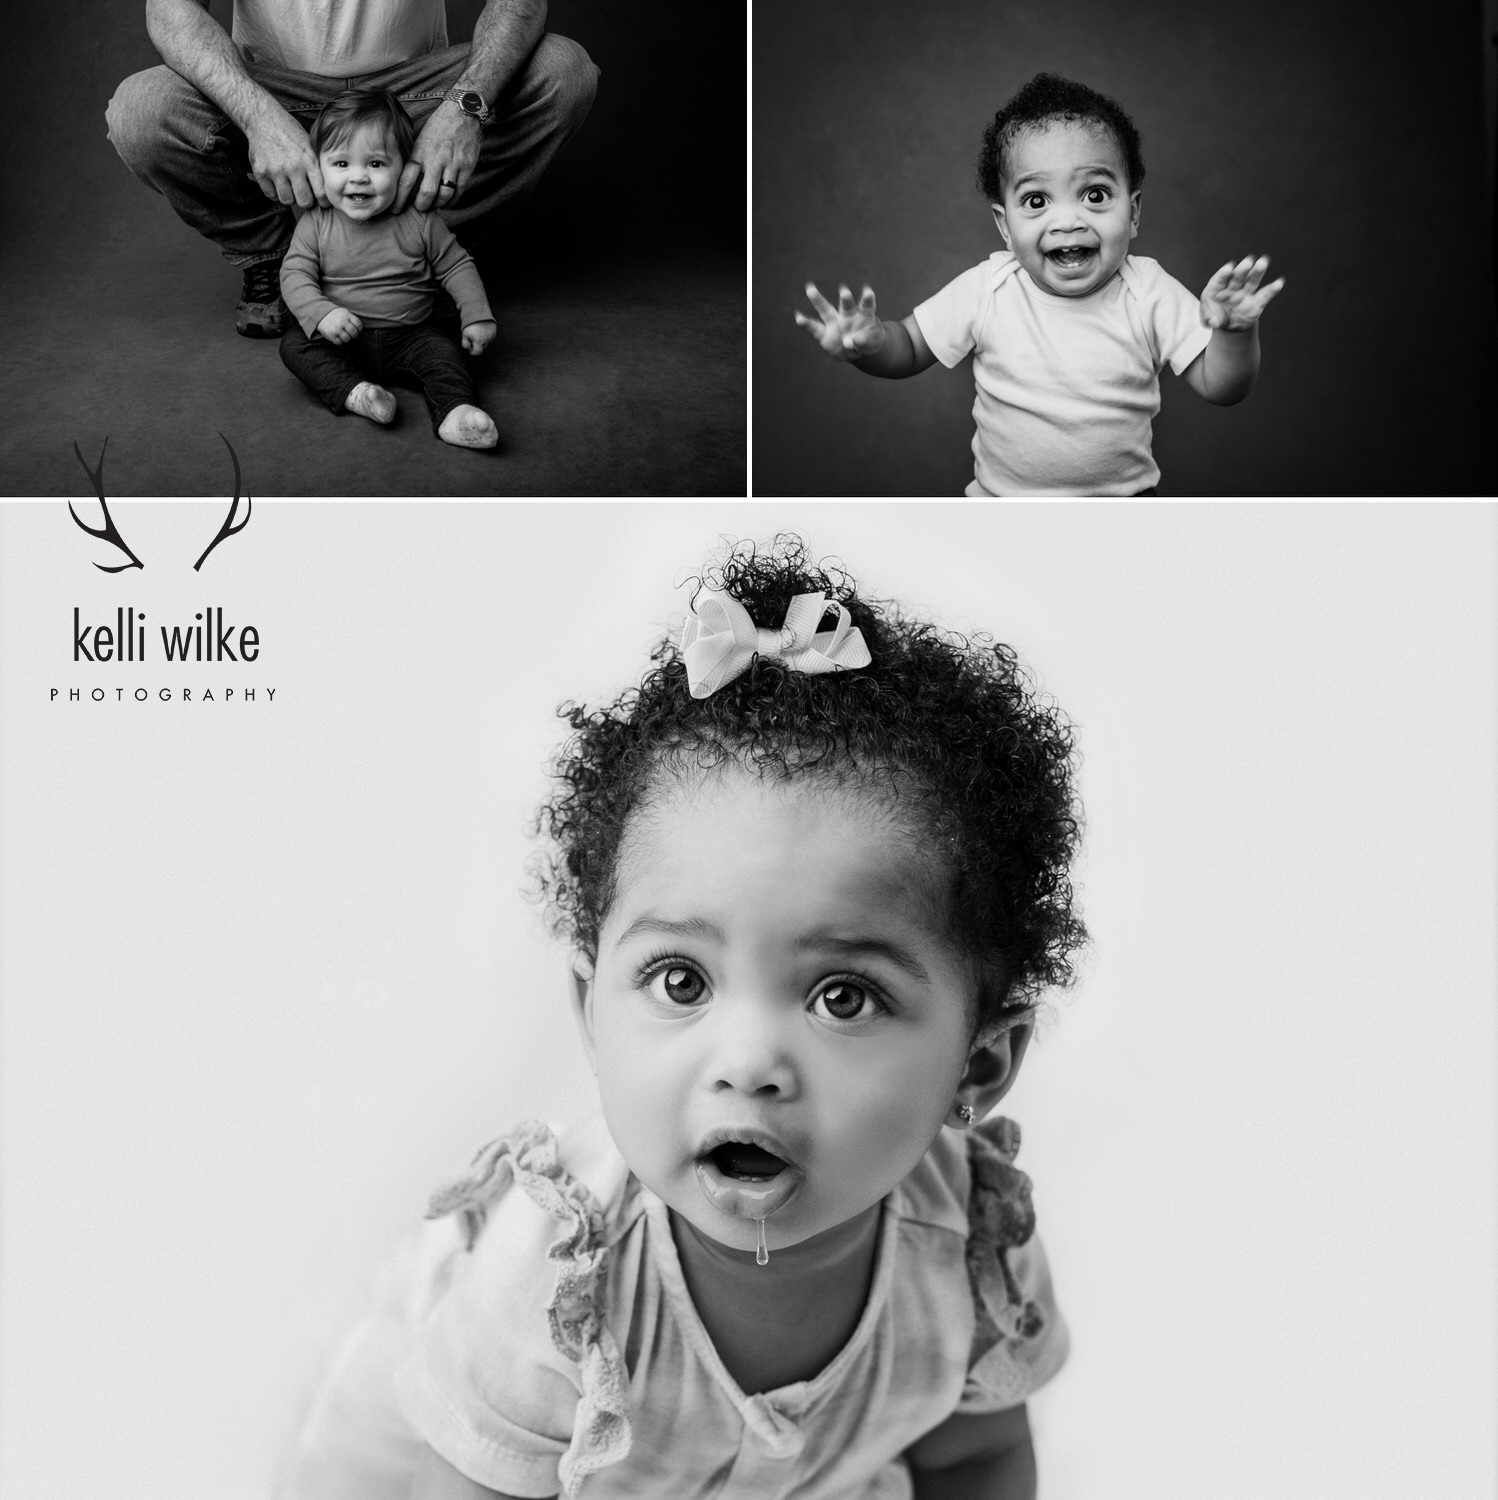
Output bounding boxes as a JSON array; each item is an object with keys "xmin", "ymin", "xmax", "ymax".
[
  {"xmin": 1201, "ymin": 255, "xmax": 1285, "ymax": 331},
  {"xmin": 795, "ymin": 282, "xmax": 887, "ymax": 360}
]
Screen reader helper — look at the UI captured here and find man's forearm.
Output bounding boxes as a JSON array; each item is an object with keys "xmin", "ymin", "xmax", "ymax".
[
  {"xmin": 145, "ymin": 0, "xmax": 278, "ymax": 133},
  {"xmin": 454, "ymin": 0, "xmax": 548, "ymax": 99}
]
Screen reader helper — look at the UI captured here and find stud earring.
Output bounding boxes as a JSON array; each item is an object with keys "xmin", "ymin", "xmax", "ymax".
[{"xmin": 955, "ymin": 1102, "xmax": 975, "ymax": 1126}]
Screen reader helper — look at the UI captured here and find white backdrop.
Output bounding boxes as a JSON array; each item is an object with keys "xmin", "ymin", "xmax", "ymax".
[{"xmin": 1, "ymin": 501, "xmax": 1493, "ymax": 1500}]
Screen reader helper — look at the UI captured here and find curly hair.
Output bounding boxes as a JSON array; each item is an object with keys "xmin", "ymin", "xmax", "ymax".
[
  {"xmin": 535, "ymin": 537, "xmax": 1086, "ymax": 1034},
  {"xmin": 977, "ymin": 72, "xmax": 1144, "ymax": 201},
  {"xmin": 309, "ymin": 88, "xmax": 416, "ymax": 162}
]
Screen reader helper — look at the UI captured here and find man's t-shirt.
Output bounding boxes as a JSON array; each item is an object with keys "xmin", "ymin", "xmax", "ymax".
[{"xmin": 232, "ymin": 0, "xmax": 448, "ymax": 76}]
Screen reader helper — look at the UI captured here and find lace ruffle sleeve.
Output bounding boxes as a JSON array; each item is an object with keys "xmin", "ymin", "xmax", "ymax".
[
  {"xmin": 402, "ymin": 1122, "xmax": 632, "ymax": 1497},
  {"xmin": 958, "ymin": 1116, "xmax": 1070, "ymax": 1412}
]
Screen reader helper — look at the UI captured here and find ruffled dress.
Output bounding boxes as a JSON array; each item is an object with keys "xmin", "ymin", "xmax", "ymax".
[{"xmin": 279, "ymin": 1114, "xmax": 1068, "ymax": 1499}]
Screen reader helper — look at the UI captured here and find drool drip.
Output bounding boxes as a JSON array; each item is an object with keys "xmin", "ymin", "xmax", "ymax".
[{"xmin": 756, "ymin": 1217, "xmax": 768, "ymax": 1266}]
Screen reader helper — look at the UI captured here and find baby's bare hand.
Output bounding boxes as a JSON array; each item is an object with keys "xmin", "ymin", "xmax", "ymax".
[
  {"xmin": 1201, "ymin": 254, "xmax": 1285, "ymax": 331},
  {"xmin": 795, "ymin": 282, "xmax": 886, "ymax": 361},
  {"xmin": 317, "ymin": 307, "xmax": 362, "ymax": 344},
  {"xmin": 462, "ymin": 320, "xmax": 496, "ymax": 356}
]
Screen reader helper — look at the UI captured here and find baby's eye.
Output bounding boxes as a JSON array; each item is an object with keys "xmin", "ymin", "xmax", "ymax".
[
  {"xmin": 1020, "ymin": 193, "xmax": 1046, "ymax": 211},
  {"xmin": 646, "ymin": 964, "xmax": 709, "ymax": 1007},
  {"xmin": 1083, "ymin": 186, "xmax": 1111, "ymax": 204},
  {"xmin": 810, "ymin": 980, "xmax": 882, "ymax": 1023}
]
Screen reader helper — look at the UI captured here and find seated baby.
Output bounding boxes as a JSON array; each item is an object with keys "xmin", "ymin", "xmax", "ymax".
[{"xmin": 279, "ymin": 88, "xmax": 499, "ymax": 449}]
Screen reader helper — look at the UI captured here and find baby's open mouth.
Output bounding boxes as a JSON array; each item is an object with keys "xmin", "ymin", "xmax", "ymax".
[
  {"xmin": 694, "ymin": 1133, "xmax": 803, "ymax": 1220},
  {"xmin": 707, "ymin": 1142, "xmax": 789, "ymax": 1181},
  {"xmin": 1046, "ymin": 246, "xmax": 1094, "ymax": 267}
]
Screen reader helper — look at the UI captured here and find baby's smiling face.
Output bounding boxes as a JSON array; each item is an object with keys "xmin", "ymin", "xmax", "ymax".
[
  {"xmin": 319, "ymin": 122, "xmax": 402, "ymax": 222},
  {"xmin": 993, "ymin": 119, "xmax": 1140, "ymax": 297},
  {"xmin": 572, "ymin": 768, "xmax": 996, "ymax": 1262}
]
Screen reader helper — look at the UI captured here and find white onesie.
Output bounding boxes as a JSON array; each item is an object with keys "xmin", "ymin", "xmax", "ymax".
[{"xmin": 913, "ymin": 251, "xmax": 1212, "ymax": 496}]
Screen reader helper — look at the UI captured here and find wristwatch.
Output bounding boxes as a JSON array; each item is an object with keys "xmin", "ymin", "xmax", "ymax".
[{"xmin": 442, "ymin": 88, "xmax": 492, "ymax": 122}]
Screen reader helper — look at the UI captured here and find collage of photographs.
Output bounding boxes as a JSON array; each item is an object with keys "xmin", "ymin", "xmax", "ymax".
[{"xmin": 0, "ymin": 3, "xmax": 1495, "ymax": 1499}]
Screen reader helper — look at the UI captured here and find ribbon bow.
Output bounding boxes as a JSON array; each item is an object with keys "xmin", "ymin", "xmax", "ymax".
[{"xmin": 679, "ymin": 589, "xmax": 872, "ymax": 699}]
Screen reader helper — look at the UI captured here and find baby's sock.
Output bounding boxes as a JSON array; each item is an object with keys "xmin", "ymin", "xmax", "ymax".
[
  {"xmin": 345, "ymin": 382, "xmax": 396, "ymax": 424},
  {"xmin": 437, "ymin": 404, "xmax": 499, "ymax": 450}
]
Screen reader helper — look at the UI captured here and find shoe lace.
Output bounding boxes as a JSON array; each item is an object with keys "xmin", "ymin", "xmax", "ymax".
[{"xmin": 242, "ymin": 259, "xmax": 284, "ymax": 303}]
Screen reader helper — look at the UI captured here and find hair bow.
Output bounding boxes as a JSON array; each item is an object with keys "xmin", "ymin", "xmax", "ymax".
[{"xmin": 680, "ymin": 589, "xmax": 872, "ymax": 699}]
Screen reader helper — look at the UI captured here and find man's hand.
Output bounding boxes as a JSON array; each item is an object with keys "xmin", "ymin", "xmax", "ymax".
[
  {"xmin": 462, "ymin": 319, "xmax": 497, "ymax": 355},
  {"xmin": 397, "ymin": 104, "xmax": 483, "ymax": 214},
  {"xmin": 317, "ymin": 307, "xmax": 363, "ymax": 344},
  {"xmin": 246, "ymin": 102, "xmax": 328, "ymax": 209},
  {"xmin": 147, "ymin": 0, "xmax": 328, "ymax": 208},
  {"xmin": 795, "ymin": 282, "xmax": 888, "ymax": 361},
  {"xmin": 1200, "ymin": 254, "xmax": 1285, "ymax": 331}
]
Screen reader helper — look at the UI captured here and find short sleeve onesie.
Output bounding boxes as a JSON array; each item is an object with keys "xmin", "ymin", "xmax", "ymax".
[
  {"xmin": 279, "ymin": 1116, "xmax": 1068, "ymax": 1500},
  {"xmin": 913, "ymin": 251, "xmax": 1212, "ymax": 497}
]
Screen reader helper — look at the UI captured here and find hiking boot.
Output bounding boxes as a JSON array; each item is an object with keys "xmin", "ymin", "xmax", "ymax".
[{"xmin": 236, "ymin": 257, "xmax": 289, "ymax": 338}]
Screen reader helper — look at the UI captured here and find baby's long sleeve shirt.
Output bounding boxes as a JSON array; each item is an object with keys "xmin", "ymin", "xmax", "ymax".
[{"xmin": 280, "ymin": 207, "xmax": 493, "ymax": 338}]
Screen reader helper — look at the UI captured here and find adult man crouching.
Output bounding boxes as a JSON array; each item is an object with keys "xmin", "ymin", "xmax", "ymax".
[{"xmin": 107, "ymin": 0, "xmax": 598, "ymax": 336}]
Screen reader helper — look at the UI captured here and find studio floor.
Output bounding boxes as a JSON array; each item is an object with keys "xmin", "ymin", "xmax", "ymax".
[{"xmin": 1, "ymin": 218, "xmax": 745, "ymax": 498}]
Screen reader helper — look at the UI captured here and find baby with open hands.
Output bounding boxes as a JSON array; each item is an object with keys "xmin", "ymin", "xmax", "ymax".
[
  {"xmin": 802, "ymin": 252, "xmax": 1283, "ymax": 358},
  {"xmin": 796, "ymin": 73, "xmax": 1285, "ymax": 496},
  {"xmin": 279, "ymin": 535, "xmax": 1084, "ymax": 1500}
]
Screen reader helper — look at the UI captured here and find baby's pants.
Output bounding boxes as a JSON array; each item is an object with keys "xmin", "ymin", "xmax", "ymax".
[{"xmin": 280, "ymin": 322, "xmax": 478, "ymax": 432}]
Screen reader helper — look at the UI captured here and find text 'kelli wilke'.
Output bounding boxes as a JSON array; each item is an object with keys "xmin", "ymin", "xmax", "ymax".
[{"xmin": 72, "ymin": 607, "xmax": 261, "ymax": 663}]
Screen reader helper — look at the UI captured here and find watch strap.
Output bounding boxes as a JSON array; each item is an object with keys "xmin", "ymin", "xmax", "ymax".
[{"xmin": 442, "ymin": 88, "xmax": 491, "ymax": 121}]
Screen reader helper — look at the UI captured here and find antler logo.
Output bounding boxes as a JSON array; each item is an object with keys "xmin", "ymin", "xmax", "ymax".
[{"xmin": 70, "ymin": 434, "xmax": 251, "ymax": 573}]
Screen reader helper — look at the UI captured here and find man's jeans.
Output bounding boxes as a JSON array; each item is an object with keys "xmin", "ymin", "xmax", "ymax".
[{"xmin": 105, "ymin": 36, "xmax": 598, "ymax": 267}]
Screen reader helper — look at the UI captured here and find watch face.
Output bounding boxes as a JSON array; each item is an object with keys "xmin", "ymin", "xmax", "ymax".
[{"xmin": 458, "ymin": 91, "xmax": 484, "ymax": 114}]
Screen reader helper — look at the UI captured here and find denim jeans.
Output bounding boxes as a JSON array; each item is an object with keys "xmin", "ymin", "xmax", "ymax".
[
  {"xmin": 279, "ymin": 319, "xmax": 479, "ymax": 430},
  {"xmin": 106, "ymin": 35, "xmax": 597, "ymax": 267}
]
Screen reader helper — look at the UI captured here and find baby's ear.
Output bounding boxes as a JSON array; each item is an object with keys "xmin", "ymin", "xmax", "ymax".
[
  {"xmin": 1129, "ymin": 190, "xmax": 1142, "ymax": 238},
  {"xmin": 949, "ymin": 1018, "xmax": 1032, "ymax": 1130},
  {"xmin": 990, "ymin": 204, "xmax": 1012, "ymax": 248},
  {"xmin": 569, "ymin": 951, "xmax": 598, "ymax": 1071}
]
